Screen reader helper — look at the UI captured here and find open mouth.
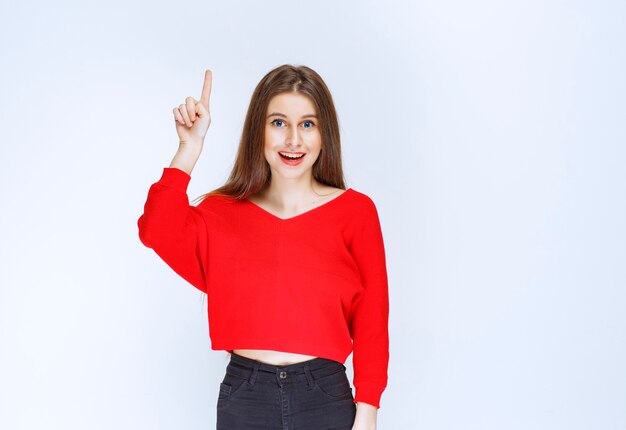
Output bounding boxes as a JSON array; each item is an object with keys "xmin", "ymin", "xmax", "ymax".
[{"xmin": 278, "ymin": 151, "xmax": 305, "ymax": 160}]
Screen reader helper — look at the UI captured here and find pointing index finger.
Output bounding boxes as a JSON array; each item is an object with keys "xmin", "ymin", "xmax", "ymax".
[{"xmin": 200, "ymin": 69, "xmax": 212, "ymax": 109}]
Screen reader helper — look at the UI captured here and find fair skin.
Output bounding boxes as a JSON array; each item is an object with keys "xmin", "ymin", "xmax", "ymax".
[
  {"xmin": 170, "ymin": 69, "xmax": 378, "ymax": 429},
  {"xmin": 246, "ymin": 91, "xmax": 345, "ymax": 217}
]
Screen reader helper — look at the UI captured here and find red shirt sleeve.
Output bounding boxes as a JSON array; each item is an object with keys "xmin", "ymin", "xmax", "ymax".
[
  {"xmin": 348, "ymin": 196, "xmax": 390, "ymax": 409},
  {"xmin": 137, "ymin": 167, "xmax": 209, "ymax": 294}
]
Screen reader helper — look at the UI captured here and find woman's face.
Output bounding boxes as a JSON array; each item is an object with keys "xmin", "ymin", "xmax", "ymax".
[{"xmin": 264, "ymin": 92, "xmax": 322, "ymax": 181}]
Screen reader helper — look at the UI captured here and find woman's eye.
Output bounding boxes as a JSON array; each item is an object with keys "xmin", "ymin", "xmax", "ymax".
[{"xmin": 271, "ymin": 119, "xmax": 315, "ymax": 128}]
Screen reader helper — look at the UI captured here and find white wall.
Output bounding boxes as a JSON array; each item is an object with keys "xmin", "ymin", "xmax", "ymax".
[{"xmin": 0, "ymin": 0, "xmax": 624, "ymax": 428}]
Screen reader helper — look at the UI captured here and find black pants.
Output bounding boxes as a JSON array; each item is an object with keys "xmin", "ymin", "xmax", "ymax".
[{"xmin": 216, "ymin": 352, "xmax": 357, "ymax": 429}]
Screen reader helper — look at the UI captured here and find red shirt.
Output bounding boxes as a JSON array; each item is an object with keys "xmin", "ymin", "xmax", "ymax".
[{"xmin": 137, "ymin": 167, "xmax": 390, "ymax": 409}]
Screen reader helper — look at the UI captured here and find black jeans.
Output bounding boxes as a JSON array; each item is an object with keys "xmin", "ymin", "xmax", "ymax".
[{"xmin": 216, "ymin": 352, "xmax": 356, "ymax": 429}]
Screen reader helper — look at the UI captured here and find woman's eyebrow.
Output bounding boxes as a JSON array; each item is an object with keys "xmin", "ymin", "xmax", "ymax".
[{"xmin": 267, "ymin": 112, "xmax": 318, "ymax": 119}]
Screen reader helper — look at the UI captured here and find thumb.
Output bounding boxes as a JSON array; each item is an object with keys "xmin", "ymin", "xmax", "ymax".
[{"xmin": 195, "ymin": 101, "xmax": 209, "ymax": 118}]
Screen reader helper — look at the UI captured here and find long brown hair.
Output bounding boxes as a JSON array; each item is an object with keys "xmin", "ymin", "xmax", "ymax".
[{"xmin": 191, "ymin": 64, "xmax": 346, "ymax": 205}]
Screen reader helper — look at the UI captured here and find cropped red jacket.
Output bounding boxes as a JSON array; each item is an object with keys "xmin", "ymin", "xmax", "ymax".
[{"xmin": 137, "ymin": 167, "xmax": 390, "ymax": 409}]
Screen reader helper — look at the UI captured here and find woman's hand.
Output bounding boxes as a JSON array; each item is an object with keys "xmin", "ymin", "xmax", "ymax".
[
  {"xmin": 169, "ymin": 69, "xmax": 213, "ymax": 175},
  {"xmin": 351, "ymin": 402, "xmax": 378, "ymax": 430},
  {"xmin": 173, "ymin": 69, "xmax": 212, "ymax": 146}
]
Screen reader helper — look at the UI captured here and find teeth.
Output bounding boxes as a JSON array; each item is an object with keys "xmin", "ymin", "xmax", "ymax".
[{"xmin": 279, "ymin": 152, "xmax": 304, "ymax": 159}]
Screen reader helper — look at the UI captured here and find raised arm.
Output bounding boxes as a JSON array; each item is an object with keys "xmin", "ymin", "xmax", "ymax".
[
  {"xmin": 137, "ymin": 167, "xmax": 209, "ymax": 293},
  {"xmin": 137, "ymin": 69, "xmax": 214, "ymax": 293}
]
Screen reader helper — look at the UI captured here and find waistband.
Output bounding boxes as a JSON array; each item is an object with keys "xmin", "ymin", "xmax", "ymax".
[{"xmin": 226, "ymin": 351, "xmax": 346, "ymax": 384}]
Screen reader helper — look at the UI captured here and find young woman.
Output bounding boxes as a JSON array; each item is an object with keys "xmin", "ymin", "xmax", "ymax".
[{"xmin": 138, "ymin": 65, "xmax": 389, "ymax": 430}]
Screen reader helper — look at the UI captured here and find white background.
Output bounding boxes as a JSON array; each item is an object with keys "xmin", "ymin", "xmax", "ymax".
[{"xmin": 1, "ymin": 0, "xmax": 625, "ymax": 428}]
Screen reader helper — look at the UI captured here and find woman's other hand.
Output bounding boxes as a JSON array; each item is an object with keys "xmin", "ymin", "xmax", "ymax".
[{"xmin": 173, "ymin": 69, "xmax": 212, "ymax": 147}]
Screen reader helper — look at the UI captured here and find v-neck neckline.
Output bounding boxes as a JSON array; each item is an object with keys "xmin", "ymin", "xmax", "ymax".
[{"xmin": 244, "ymin": 188, "xmax": 354, "ymax": 222}]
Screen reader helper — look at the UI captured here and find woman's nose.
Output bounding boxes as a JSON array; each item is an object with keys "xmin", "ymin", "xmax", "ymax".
[{"xmin": 286, "ymin": 126, "xmax": 302, "ymax": 146}]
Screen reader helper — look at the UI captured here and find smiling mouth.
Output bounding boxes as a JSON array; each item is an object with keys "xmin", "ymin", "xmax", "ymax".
[{"xmin": 278, "ymin": 151, "xmax": 305, "ymax": 160}]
